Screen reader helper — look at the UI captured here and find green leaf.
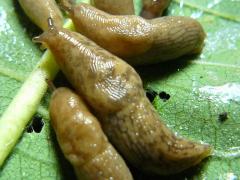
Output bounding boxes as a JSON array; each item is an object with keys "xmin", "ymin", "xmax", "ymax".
[{"xmin": 0, "ymin": 0, "xmax": 240, "ymax": 179}]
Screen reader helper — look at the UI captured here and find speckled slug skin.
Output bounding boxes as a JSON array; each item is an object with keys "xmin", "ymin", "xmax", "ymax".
[
  {"xmin": 91, "ymin": 0, "xmax": 135, "ymax": 15},
  {"xmin": 50, "ymin": 87, "xmax": 133, "ymax": 180},
  {"xmin": 34, "ymin": 22, "xmax": 212, "ymax": 175},
  {"xmin": 141, "ymin": 0, "xmax": 172, "ymax": 19},
  {"xmin": 61, "ymin": 2, "xmax": 206, "ymax": 65},
  {"xmin": 19, "ymin": 0, "xmax": 63, "ymax": 31}
]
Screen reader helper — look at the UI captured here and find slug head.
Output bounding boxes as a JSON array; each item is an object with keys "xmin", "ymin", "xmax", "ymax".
[{"xmin": 32, "ymin": 17, "xmax": 58, "ymax": 46}]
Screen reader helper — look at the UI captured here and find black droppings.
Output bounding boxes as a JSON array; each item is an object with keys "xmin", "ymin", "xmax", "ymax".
[
  {"xmin": 146, "ymin": 89, "xmax": 158, "ymax": 102},
  {"xmin": 26, "ymin": 116, "xmax": 44, "ymax": 133},
  {"xmin": 159, "ymin": 91, "xmax": 170, "ymax": 102},
  {"xmin": 32, "ymin": 116, "xmax": 44, "ymax": 133},
  {"xmin": 218, "ymin": 112, "xmax": 228, "ymax": 122},
  {"xmin": 26, "ymin": 125, "xmax": 34, "ymax": 133}
]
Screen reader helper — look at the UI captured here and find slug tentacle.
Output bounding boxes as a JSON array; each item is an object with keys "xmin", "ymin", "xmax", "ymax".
[
  {"xmin": 47, "ymin": 17, "xmax": 55, "ymax": 30},
  {"xmin": 60, "ymin": 2, "xmax": 206, "ymax": 65},
  {"xmin": 50, "ymin": 87, "xmax": 133, "ymax": 180},
  {"xmin": 32, "ymin": 18, "xmax": 58, "ymax": 44},
  {"xmin": 35, "ymin": 25, "xmax": 212, "ymax": 175}
]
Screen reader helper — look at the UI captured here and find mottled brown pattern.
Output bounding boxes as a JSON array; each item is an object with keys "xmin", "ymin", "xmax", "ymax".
[
  {"xmin": 141, "ymin": 0, "xmax": 172, "ymax": 19},
  {"xmin": 35, "ymin": 25, "xmax": 212, "ymax": 175},
  {"xmin": 19, "ymin": 0, "xmax": 63, "ymax": 31},
  {"xmin": 101, "ymin": 97, "xmax": 211, "ymax": 174},
  {"xmin": 91, "ymin": 0, "xmax": 135, "ymax": 15},
  {"xmin": 127, "ymin": 16, "xmax": 206, "ymax": 65},
  {"xmin": 69, "ymin": 3, "xmax": 153, "ymax": 58},
  {"xmin": 50, "ymin": 87, "xmax": 133, "ymax": 180},
  {"xmin": 62, "ymin": 2, "xmax": 205, "ymax": 65}
]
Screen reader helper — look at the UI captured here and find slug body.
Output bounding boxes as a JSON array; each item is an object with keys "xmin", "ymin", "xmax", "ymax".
[
  {"xmin": 62, "ymin": 3, "xmax": 205, "ymax": 65},
  {"xmin": 141, "ymin": 0, "xmax": 172, "ymax": 19},
  {"xmin": 50, "ymin": 87, "xmax": 133, "ymax": 180},
  {"xmin": 91, "ymin": 0, "xmax": 135, "ymax": 15},
  {"xmin": 19, "ymin": 0, "xmax": 63, "ymax": 31},
  {"xmin": 34, "ymin": 22, "xmax": 212, "ymax": 175}
]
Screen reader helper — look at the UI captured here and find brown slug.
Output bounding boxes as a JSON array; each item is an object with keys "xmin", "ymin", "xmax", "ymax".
[
  {"xmin": 91, "ymin": 0, "xmax": 135, "ymax": 15},
  {"xmin": 141, "ymin": 0, "xmax": 172, "ymax": 19},
  {"xmin": 19, "ymin": 0, "xmax": 63, "ymax": 31},
  {"xmin": 91, "ymin": 0, "xmax": 171, "ymax": 19},
  {"xmin": 60, "ymin": 1, "xmax": 206, "ymax": 65},
  {"xmin": 50, "ymin": 87, "xmax": 133, "ymax": 180},
  {"xmin": 34, "ymin": 18, "xmax": 212, "ymax": 175}
]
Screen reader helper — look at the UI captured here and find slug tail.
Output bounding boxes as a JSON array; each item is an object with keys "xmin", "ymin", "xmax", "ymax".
[
  {"xmin": 189, "ymin": 28, "xmax": 206, "ymax": 55},
  {"xmin": 193, "ymin": 144, "xmax": 213, "ymax": 165},
  {"xmin": 172, "ymin": 141, "xmax": 212, "ymax": 174},
  {"xmin": 173, "ymin": 137, "xmax": 213, "ymax": 172},
  {"xmin": 144, "ymin": 141, "xmax": 213, "ymax": 175}
]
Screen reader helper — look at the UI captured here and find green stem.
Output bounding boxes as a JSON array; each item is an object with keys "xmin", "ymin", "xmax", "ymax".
[
  {"xmin": 0, "ymin": 19, "xmax": 74, "ymax": 167},
  {"xmin": 0, "ymin": 0, "xmax": 137, "ymax": 167}
]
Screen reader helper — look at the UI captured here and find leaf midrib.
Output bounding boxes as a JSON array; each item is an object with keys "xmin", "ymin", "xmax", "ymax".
[{"xmin": 0, "ymin": 65, "xmax": 26, "ymax": 82}]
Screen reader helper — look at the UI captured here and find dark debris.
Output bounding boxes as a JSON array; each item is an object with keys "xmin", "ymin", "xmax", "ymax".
[
  {"xmin": 26, "ymin": 115, "xmax": 44, "ymax": 133},
  {"xmin": 146, "ymin": 89, "xmax": 158, "ymax": 102},
  {"xmin": 159, "ymin": 91, "xmax": 171, "ymax": 102},
  {"xmin": 218, "ymin": 112, "xmax": 228, "ymax": 123}
]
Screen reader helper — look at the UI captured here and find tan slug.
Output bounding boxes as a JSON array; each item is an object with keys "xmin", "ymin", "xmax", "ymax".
[
  {"xmin": 61, "ymin": 1, "xmax": 206, "ymax": 65},
  {"xmin": 34, "ymin": 19, "xmax": 212, "ymax": 175},
  {"xmin": 50, "ymin": 87, "xmax": 133, "ymax": 180},
  {"xmin": 19, "ymin": 0, "xmax": 63, "ymax": 31},
  {"xmin": 141, "ymin": 0, "xmax": 172, "ymax": 19},
  {"xmin": 91, "ymin": 0, "xmax": 171, "ymax": 19},
  {"xmin": 91, "ymin": 0, "xmax": 135, "ymax": 15}
]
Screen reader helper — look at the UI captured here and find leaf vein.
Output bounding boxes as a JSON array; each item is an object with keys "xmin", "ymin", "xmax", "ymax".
[
  {"xmin": 0, "ymin": 64, "xmax": 26, "ymax": 82},
  {"xmin": 190, "ymin": 60, "xmax": 240, "ymax": 70},
  {"xmin": 173, "ymin": 0, "xmax": 240, "ymax": 22}
]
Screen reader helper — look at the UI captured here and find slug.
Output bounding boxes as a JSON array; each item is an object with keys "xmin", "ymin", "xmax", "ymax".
[
  {"xmin": 91, "ymin": 0, "xmax": 135, "ymax": 15},
  {"xmin": 141, "ymin": 0, "xmax": 172, "ymax": 19},
  {"xmin": 34, "ymin": 18, "xmax": 212, "ymax": 175},
  {"xmin": 19, "ymin": 0, "xmax": 63, "ymax": 31},
  {"xmin": 60, "ymin": 2, "xmax": 205, "ymax": 65},
  {"xmin": 91, "ymin": 0, "xmax": 171, "ymax": 19},
  {"xmin": 50, "ymin": 87, "xmax": 133, "ymax": 180}
]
